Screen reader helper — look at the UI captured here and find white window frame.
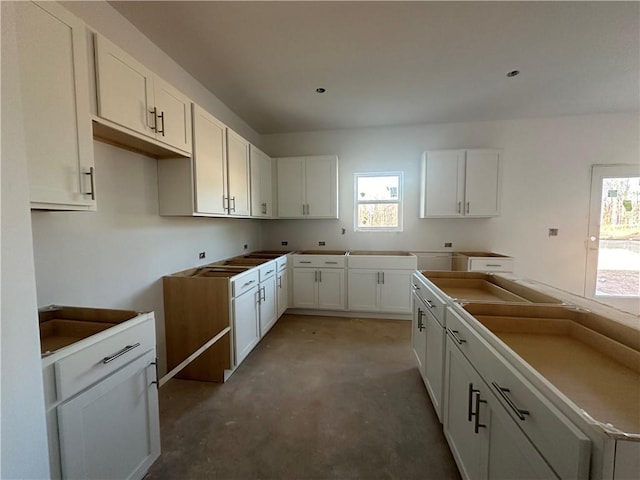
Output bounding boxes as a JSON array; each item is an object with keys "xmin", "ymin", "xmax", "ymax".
[{"xmin": 353, "ymin": 172, "xmax": 404, "ymax": 232}]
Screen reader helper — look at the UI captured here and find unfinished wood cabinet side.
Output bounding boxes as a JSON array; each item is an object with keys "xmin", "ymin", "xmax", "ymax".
[{"xmin": 163, "ymin": 276, "xmax": 231, "ymax": 376}]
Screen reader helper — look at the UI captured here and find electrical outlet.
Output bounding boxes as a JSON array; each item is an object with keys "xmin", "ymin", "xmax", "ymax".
[
  {"xmin": 319, "ymin": 241, "xmax": 326, "ymax": 246},
  {"xmin": 341, "ymin": 228, "xmax": 346, "ymax": 235},
  {"xmin": 199, "ymin": 252, "xmax": 206, "ymax": 259},
  {"xmin": 243, "ymin": 244, "xmax": 248, "ymax": 250},
  {"xmin": 444, "ymin": 242, "xmax": 453, "ymax": 248},
  {"xmin": 548, "ymin": 228, "xmax": 559, "ymax": 237},
  {"xmin": 281, "ymin": 241, "xmax": 288, "ymax": 246}
]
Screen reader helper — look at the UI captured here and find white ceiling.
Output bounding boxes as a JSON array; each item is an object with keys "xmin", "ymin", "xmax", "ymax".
[{"xmin": 109, "ymin": 1, "xmax": 639, "ymax": 135}]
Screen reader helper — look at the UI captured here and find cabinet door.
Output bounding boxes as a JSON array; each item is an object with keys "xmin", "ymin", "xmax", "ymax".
[
  {"xmin": 276, "ymin": 268, "xmax": 289, "ymax": 317},
  {"xmin": 192, "ymin": 105, "xmax": 227, "ymax": 215},
  {"xmin": 348, "ymin": 270, "xmax": 379, "ymax": 311},
  {"xmin": 95, "ymin": 34, "xmax": 154, "ymax": 138},
  {"xmin": 464, "ymin": 150, "xmax": 500, "ymax": 217},
  {"xmin": 420, "ymin": 150, "xmax": 465, "ymax": 217},
  {"xmin": 233, "ymin": 286, "xmax": 260, "ymax": 365},
  {"xmin": 424, "ymin": 310, "xmax": 444, "ymax": 422},
  {"xmin": 444, "ymin": 336, "xmax": 483, "ymax": 480},
  {"xmin": 292, "ymin": 268, "xmax": 317, "ymax": 308},
  {"xmin": 57, "ymin": 352, "xmax": 160, "ymax": 480},
  {"xmin": 411, "ymin": 295, "xmax": 427, "ymax": 379},
  {"xmin": 16, "ymin": 2, "xmax": 95, "ymax": 210},
  {"xmin": 304, "ymin": 156, "xmax": 338, "ymax": 218},
  {"xmin": 250, "ymin": 147, "xmax": 273, "ymax": 217},
  {"xmin": 259, "ymin": 276, "xmax": 278, "ymax": 337},
  {"xmin": 317, "ymin": 269, "xmax": 345, "ymax": 310},
  {"xmin": 227, "ymin": 129, "xmax": 251, "ymax": 216},
  {"xmin": 483, "ymin": 394, "xmax": 557, "ymax": 480},
  {"xmin": 276, "ymin": 157, "xmax": 306, "ymax": 217},
  {"xmin": 379, "ymin": 270, "xmax": 412, "ymax": 313},
  {"xmin": 153, "ymin": 76, "xmax": 192, "ymax": 153}
]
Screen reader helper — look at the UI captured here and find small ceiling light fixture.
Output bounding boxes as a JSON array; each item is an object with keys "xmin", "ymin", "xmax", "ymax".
[
  {"xmin": 315, "ymin": 87, "xmax": 326, "ymax": 93},
  {"xmin": 506, "ymin": 70, "xmax": 520, "ymax": 78}
]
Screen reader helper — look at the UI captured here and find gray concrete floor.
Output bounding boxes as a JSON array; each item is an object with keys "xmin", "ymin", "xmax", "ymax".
[{"xmin": 147, "ymin": 314, "xmax": 460, "ymax": 480}]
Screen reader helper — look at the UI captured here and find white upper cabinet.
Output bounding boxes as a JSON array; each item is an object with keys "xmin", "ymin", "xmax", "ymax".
[
  {"xmin": 420, "ymin": 149, "xmax": 501, "ymax": 218},
  {"xmin": 276, "ymin": 155, "xmax": 338, "ymax": 218},
  {"xmin": 192, "ymin": 105, "xmax": 227, "ymax": 215},
  {"xmin": 94, "ymin": 34, "xmax": 192, "ymax": 155},
  {"xmin": 250, "ymin": 146, "xmax": 274, "ymax": 218},
  {"xmin": 226, "ymin": 129, "xmax": 251, "ymax": 216},
  {"xmin": 15, "ymin": 1, "xmax": 96, "ymax": 210}
]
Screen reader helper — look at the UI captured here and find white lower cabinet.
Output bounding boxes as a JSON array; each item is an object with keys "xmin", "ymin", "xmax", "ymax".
[
  {"xmin": 346, "ymin": 269, "xmax": 413, "ymax": 313},
  {"xmin": 444, "ymin": 335, "xmax": 556, "ymax": 480},
  {"xmin": 292, "ymin": 268, "xmax": 345, "ymax": 310},
  {"xmin": 58, "ymin": 351, "xmax": 160, "ymax": 480},
  {"xmin": 232, "ymin": 282, "xmax": 260, "ymax": 366},
  {"xmin": 411, "ymin": 290, "xmax": 427, "ymax": 378},
  {"xmin": 258, "ymin": 262, "xmax": 278, "ymax": 337},
  {"xmin": 276, "ymin": 264, "xmax": 289, "ymax": 318}
]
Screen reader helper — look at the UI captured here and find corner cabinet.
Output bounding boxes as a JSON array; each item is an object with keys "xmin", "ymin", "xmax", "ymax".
[
  {"xmin": 15, "ymin": 1, "xmax": 96, "ymax": 210},
  {"xmin": 276, "ymin": 156, "xmax": 338, "ymax": 218},
  {"xmin": 420, "ymin": 149, "xmax": 501, "ymax": 218},
  {"xmin": 94, "ymin": 34, "xmax": 192, "ymax": 155}
]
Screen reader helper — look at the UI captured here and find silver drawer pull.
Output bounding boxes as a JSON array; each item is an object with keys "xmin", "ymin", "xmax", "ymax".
[
  {"xmin": 492, "ymin": 382, "xmax": 530, "ymax": 420},
  {"xmin": 485, "ymin": 264, "xmax": 502, "ymax": 267},
  {"xmin": 324, "ymin": 261, "xmax": 338, "ymax": 264},
  {"xmin": 411, "ymin": 283, "xmax": 420, "ymax": 290},
  {"xmin": 242, "ymin": 280, "xmax": 256, "ymax": 287},
  {"xmin": 299, "ymin": 261, "xmax": 312, "ymax": 264},
  {"xmin": 426, "ymin": 299, "xmax": 436, "ymax": 308},
  {"xmin": 449, "ymin": 328, "xmax": 466, "ymax": 345},
  {"xmin": 266, "ymin": 270, "xmax": 274, "ymax": 274},
  {"xmin": 102, "ymin": 342, "xmax": 140, "ymax": 364}
]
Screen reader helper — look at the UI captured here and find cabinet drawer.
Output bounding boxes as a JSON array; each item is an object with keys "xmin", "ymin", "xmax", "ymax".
[
  {"xmin": 276, "ymin": 256, "xmax": 288, "ymax": 271},
  {"xmin": 468, "ymin": 257, "xmax": 514, "ymax": 272},
  {"xmin": 55, "ymin": 317, "xmax": 155, "ymax": 400},
  {"xmin": 232, "ymin": 270, "xmax": 260, "ymax": 297},
  {"xmin": 446, "ymin": 307, "xmax": 590, "ymax": 479},
  {"xmin": 259, "ymin": 261, "xmax": 277, "ymax": 281},
  {"xmin": 292, "ymin": 255, "xmax": 346, "ymax": 268}
]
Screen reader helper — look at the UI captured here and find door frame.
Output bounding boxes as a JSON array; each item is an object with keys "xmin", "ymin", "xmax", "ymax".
[{"xmin": 585, "ymin": 164, "xmax": 639, "ymax": 313}]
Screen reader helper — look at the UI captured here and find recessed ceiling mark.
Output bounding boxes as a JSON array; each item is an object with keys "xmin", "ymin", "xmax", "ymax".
[
  {"xmin": 316, "ymin": 87, "xmax": 326, "ymax": 93},
  {"xmin": 506, "ymin": 70, "xmax": 520, "ymax": 77}
]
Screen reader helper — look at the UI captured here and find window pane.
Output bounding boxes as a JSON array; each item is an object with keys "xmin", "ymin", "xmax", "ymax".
[
  {"xmin": 357, "ymin": 203, "xmax": 399, "ymax": 228},
  {"xmin": 357, "ymin": 176, "xmax": 399, "ymax": 201}
]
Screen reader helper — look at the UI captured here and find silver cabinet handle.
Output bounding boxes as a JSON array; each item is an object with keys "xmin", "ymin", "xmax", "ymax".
[
  {"xmin": 457, "ymin": 201, "xmax": 461, "ymax": 213},
  {"xmin": 102, "ymin": 342, "xmax": 140, "ymax": 364},
  {"xmin": 474, "ymin": 390, "xmax": 487, "ymax": 433},
  {"xmin": 158, "ymin": 111, "xmax": 165, "ymax": 136},
  {"xmin": 299, "ymin": 261, "xmax": 312, "ymax": 264},
  {"xmin": 149, "ymin": 107, "xmax": 158, "ymax": 132},
  {"xmin": 492, "ymin": 382, "xmax": 530, "ymax": 420},
  {"xmin": 84, "ymin": 166, "xmax": 96, "ymax": 200},
  {"xmin": 324, "ymin": 261, "xmax": 338, "ymax": 265},
  {"xmin": 229, "ymin": 196, "xmax": 236, "ymax": 213},
  {"xmin": 426, "ymin": 299, "xmax": 436, "ymax": 309},
  {"xmin": 466, "ymin": 201, "xmax": 470, "ymax": 214},
  {"xmin": 411, "ymin": 283, "xmax": 420, "ymax": 290},
  {"xmin": 223, "ymin": 195, "xmax": 228, "ymax": 211},
  {"xmin": 278, "ymin": 276, "xmax": 282, "ymax": 288},
  {"xmin": 266, "ymin": 270, "xmax": 275, "ymax": 275},
  {"xmin": 314, "ymin": 270, "xmax": 318, "ymax": 282},
  {"xmin": 468, "ymin": 383, "xmax": 476, "ymax": 421},
  {"xmin": 376, "ymin": 272, "xmax": 380, "ymax": 284},
  {"xmin": 381, "ymin": 272, "xmax": 385, "ymax": 284},
  {"xmin": 302, "ymin": 204, "xmax": 306, "ymax": 215},
  {"xmin": 448, "ymin": 328, "xmax": 466, "ymax": 345},
  {"xmin": 261, "ymin": 202, "xmax": 267, "ymax": 214},
  {"xmin": 242, "ymin": 280, "xmax": 256, "ymax": 288},
  {"xmin": 485, "ymin": 264, "xmax": 502, "ymax": 267},
  {"xmin": 417, "ymin": 308, "xmax": 424, "ymax": 331},
  {"xmin": 150, "ymin": 358, "xmax": 159, "ymax": 389},
  {"xmin": 318, "ymin": 271, "xmax": 322, "ymax": 282},
  {"xmin": 261, "ymin": 286, "xmax": 266, "ymax": 302}
]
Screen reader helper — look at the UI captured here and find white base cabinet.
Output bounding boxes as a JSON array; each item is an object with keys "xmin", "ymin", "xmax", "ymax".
[
  {"xmin": 276, "ymin": 258, "xmax": 290, "ymax": 317},
  {"xmin": 292, "ymin": 268, "xmax": 346, "ymax": 310},
  {"xmin": 232, "ymin": 279, "xmax": 260, "ymax": 366},
  {"xmin": 348, "ymin": 269, "xmax": 413, "ymax": 313}
]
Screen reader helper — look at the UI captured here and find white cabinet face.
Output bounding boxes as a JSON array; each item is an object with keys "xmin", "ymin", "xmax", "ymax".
[
  {"xmin": 292, "ymin": 268, "xmax": 317, "ymax": 308},
  {"xmin": 16, "ymin": 1, "xmax": 95, "ymax": 210},
  {"xmin": 259, "ymin": 276, "xmax": 278, "ymax": 337},
  {"xmin": 379, "ymin": 270, "xmax": 412, "ymax": 313},
  {"xmin": 153, "ymin": 76, "xmax": 192, "ymax": 153},
  {"xmin": 227, "ymin": 130, "xmax": 251, "ymax": 216},
  {"xmin": 95, "ymin": 34, "xmax": 154, "ymax": 138},
  {"xmin": 250, "ymin": 147, "xmax": 274, "ymax": 217},
  {"xmin": 277, "ymin": 157, "xmax": 306, "ymax": 217},
  {"xmin": 464, "ymin": 150, "xmax": 500, "ymax": 217},
  {"xmin": 277, "ymin": 269, "xmax": 289, "ymax": 317},
  {"xmin": 348, "ymin": 270, "xmax": 379, "ymax": 311},
  {"xmin": 192, "ymin": 105, "xmax": 227, "ymax": 215},
  {"xmin": 422, "ymin": 150, "xmax": 465, "ymax": 217},
  {"xmin": 233, "ymin": 286, "xmax": 260, "ymax": 365},
  {"xmin": 317, "ymin": 269, "xmax": 345, "ymax": 310},
  {"xmin": 57, "ymin": 353, "xmax": 160, "ymax": 480},
  {"xmin": 424, "ymin": 311, "xmax": 444, "ymax": 421},
  {"xmin": 304, "ymin": 156, "xmax": 338, "ymax": 218},
  {"xmin": 412, "ymin": 296, "xmax": 427, "ymax": 379}
]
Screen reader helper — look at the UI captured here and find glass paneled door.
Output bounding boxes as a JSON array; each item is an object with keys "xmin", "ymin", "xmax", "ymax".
[{"xmin": 585, "ymin": 165, "xmax": 640, "ymax": 314}]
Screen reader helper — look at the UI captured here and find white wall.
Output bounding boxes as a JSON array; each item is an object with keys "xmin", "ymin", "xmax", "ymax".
[
  {"xmin": 1, "ymin": 3, "xmax": 51, "ymax": 477},
  {"xmin": 32, "ymin": 142, "xmax": 262, "ymax": 374},
  {"xmin": 262, "ymin": 113, "xmax": 639, "ymax": 296}
]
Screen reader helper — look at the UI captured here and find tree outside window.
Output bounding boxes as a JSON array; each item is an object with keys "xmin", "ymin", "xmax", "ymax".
[{"xmin": 354, "ymin": 172, "xmax": 403, "ymax": 232}]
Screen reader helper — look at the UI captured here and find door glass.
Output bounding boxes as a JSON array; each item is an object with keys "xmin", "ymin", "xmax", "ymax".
[{"xmin": 595, "ymin": 176, "xmax": 640, "ymax": 298}]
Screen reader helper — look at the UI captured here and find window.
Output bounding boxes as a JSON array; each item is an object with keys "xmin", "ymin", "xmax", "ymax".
[{"xmin": 354, "ymin": 172, "xmax": 403, "ymax": 232}]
